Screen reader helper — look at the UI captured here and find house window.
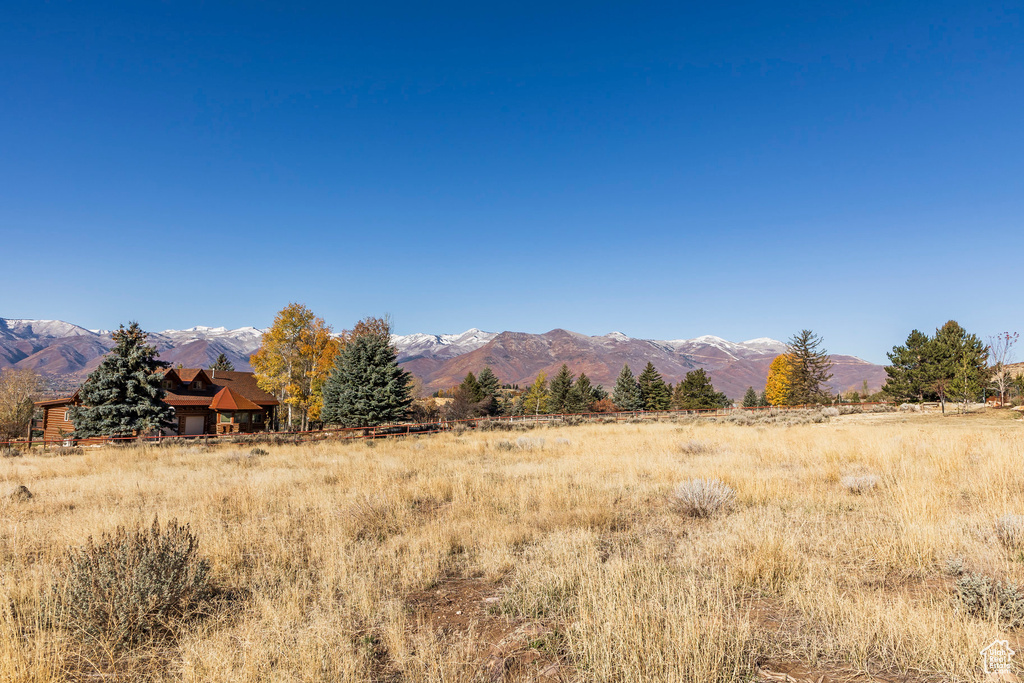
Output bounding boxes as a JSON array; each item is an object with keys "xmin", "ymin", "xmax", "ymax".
[
  {"xmin": 253, "ymin": 412, "xmax": 263, "ymax": 423},
  {"xmin": 162, "ymin": 380, "xmax": 172, "ymax": 389},
  {"xmin": 238, "ymin": 412, "xmax": 250, "ymax": 423},
  {"xmin": 64, "ymin": 410, "xmax": 70, "ymax": 421},
  {"xmin": 193, "ymin": 381, "xmax": 203, "ymax": 390},
  {"xmin": 220, "ymin": 413, "xmax": 231, "ymax": 423}
]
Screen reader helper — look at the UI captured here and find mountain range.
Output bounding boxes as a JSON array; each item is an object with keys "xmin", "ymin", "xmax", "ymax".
[{"xmin": 0, "ymin": 318, "xmax": 887, "ymax": 399}]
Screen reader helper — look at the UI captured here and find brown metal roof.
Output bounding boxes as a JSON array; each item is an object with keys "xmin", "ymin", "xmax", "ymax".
[
  {"xmin": 174, "ymin": 368, "xmax": 212, "ymax": 384},
  {"xmin": 161, "ymin": 369, "xmax": 277, "ymax": 407},
  {"xmin": 209, "ymin": 387, "xmax": 262, "ymax": 411},
  {"xmin": 43, "ymin": 371, "xmax": 278, "ymax": 409}
]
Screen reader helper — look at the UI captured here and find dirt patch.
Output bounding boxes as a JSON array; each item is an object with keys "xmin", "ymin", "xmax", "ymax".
[{"xmin": 405, "ymin": 576, "xmax": 572, "ymax": 682}]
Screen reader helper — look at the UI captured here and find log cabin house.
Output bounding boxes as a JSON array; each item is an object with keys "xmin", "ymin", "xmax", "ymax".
[{"xmin": 36, "ymin": 369, "xmax": 278, "ymax": 442}]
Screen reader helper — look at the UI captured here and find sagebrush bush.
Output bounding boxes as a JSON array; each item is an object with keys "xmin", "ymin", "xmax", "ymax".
[
  {"xmin": 841, "ymin": 474, "xmax": 880, "ymax": 495},
  {"xmin": 955, "ymin": 572, "xmax": 1024, "ymax": 627},
  {"xmin": 515, "ymin": 437, "xmax": 545, "ymax": 450},
  {"xmin": 671, "ymin": 478, "xmax": 736, "ymax": 518},
  {"xmin": 0, "ymin": 445, "xmax": 22, "ymax": 458},
  {"xmin": 677, "ymin": 439, "xmax": 713, "ymax": 455},
  {"xmin": 249, "ymin": 447, "xmax": 269, "ymax": 457},
  {"xmin": 995, "ymin": 514, "xmax": 1024, "ymax": 549},
  {"xmin": 822, "ymin": 407, "xmax": 840, "ymax": 418},
  {"xmin": 52, "ymin": 518, "xmax": 212, "ymax": 647}
]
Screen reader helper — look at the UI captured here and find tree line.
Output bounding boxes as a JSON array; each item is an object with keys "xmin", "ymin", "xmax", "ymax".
[
  {"xmin": 55, "ymin": 304, "xmax": 417, "ymax": 438},
  {"xmin": 881, "ymin": 321, "xmax": 1019, "ymax": 412},
  {"xmin": 436, "ymin": 359, "xmax": 733, "ymax": 419},
  {"xmin": 4, "ymin": 313, "xmax": 1019, "ymax": 441}
]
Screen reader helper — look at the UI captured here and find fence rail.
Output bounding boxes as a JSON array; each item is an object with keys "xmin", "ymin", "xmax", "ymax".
[{"xmin": 0, "ymin": 402, "xmax": 895, "ymax": 449}]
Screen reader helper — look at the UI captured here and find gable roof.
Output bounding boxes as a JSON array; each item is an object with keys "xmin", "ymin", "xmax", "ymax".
[
  {"xmin": 175, "ymin": 368, "xmax": 212, "ymax": 384},
  {"xmin": 162, "ymin": 369, "xmax": 278, "ymax": 408},
  {"xmin": 209, "ymin": 387, "xmax": 263, "ymax": 411}
]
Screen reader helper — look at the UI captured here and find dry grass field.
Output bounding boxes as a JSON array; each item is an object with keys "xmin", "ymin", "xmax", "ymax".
[{"xmin": 2, "ymin": 410, "xmax": 1024, "ymax": 682}]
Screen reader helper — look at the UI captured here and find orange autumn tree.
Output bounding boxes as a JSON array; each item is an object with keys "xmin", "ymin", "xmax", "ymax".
[
  {"xmin": 765, "ymin": 353, "xmax": 795, "ymax": 406},
  {"xmin": 250, "ymin": 303, "xmax": 338, "ymax": 430}
]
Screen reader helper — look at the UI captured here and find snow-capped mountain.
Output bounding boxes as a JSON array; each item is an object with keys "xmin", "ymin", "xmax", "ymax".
[
  {"xmin": 0, "ymin": 319, "xmax": 96, "ymax": 340},
  {"xmin": 0, "ymin": 318, "xmax": 885, "ymax": 398},
  {"xmin": 0, "ymin": 319, "xmax": 266, "ymax": 376},
  {"xmin": 662, "ymin": 334, "xmax": 789, "ymax": 361},
  {"xmin": 392, "ymin": 328, "xmax": 497, "ymax": 362}
]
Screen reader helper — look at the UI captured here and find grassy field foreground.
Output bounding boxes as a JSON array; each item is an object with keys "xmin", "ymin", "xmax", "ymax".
[{"xmin": 2, "ymin": 412, "xmax": 1023, "ymax": 682}]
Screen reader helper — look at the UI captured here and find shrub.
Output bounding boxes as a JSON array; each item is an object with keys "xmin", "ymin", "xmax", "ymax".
[
  {"xmin": 677, "ymin": 439, "xmax": 713, "ymax": 455},
  {"xmin": 515, "ymin": 437, "xmax": 545, "ymax": 450},
  {"xmin": 945, "ymin": 557, "xmax": 966, "ymax": 576},
  {"xmin": 955, "ymin": 572, "xmax": 1024, "ymax": 627},
  {"xmin": 841, "ymin": 474, "xmax": 880, "ymax": 495},
  {"xmin": 249, "ymin": 447, "xmax": 269, "ymax": 457},
  {"xmin": 671, "ymin": 478, "xmax": 736, "ymax": 518},
  {"xmin": 0, "ymin": 445, "xmax": 21, "ymax": 458},
  {"xmin": 52, "ymin": 518, "xmax": 212, "ymax": 647},
  {"xmin": 995, "ymin": 514, "xmax": 1024, "ymax": 549},
  {"xmin": 822, "ymin": 407, "xmax": 840, "ymax": 418},
  {"xmin": 495, "ymin": 439, "xmax": 516, "ymax": 451}
]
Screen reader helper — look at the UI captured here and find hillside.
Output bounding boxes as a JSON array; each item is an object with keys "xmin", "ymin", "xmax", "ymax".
[
  {"xmin": 1, "ymin": 318, "xmax": 887, "ymax": 399},
  {"xmin": 414, "ymin": 329, "xmax": 886, "ymax": 398}
]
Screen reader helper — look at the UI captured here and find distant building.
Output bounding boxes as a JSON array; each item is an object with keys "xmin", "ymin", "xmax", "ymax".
[{"xmin": 36, "ymin": 369, "xmax": 278, "ymax": 441}]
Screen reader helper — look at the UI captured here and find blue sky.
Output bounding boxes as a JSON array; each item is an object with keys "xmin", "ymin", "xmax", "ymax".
[{"xmin": 1, "ymin": 2, "xmax": 1022, "ymax": 363}]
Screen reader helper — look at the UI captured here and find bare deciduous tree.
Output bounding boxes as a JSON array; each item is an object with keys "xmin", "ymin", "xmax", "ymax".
[{"xmin": 989, "ymin": 332, "xmax": 1019, "ymax": 406}]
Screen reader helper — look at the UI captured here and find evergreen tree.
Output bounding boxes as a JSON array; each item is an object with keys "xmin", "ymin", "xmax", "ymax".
[
  {"xmin": 612, "ymin": 364, "xmax": 642, "ymax": 411},
  {"xmin": 321, "ymin": 332, "xmax": 412, "ymax": 427},
  {"xmin": 69, "ymin": 322, "xmax": 174, "ymax": 438},
  {"xmin": 742, "ymin": 386, "xmax": 759, "ymax": 408},
  {"xmin": 476, "ymin": 366, "xmax": 502, "ymax": 416},
  {"xmin": 935, "ymin": 321, "xmax": 988, "ymax": 413},
  {"xmin": 672, "ymin": 369, "xmax": 728, "ymax": 409},
  {"xmin": 758, "ymin": 390, "xmax": 769, "ymax": 407},
  {"xmin": 882, "ymin": 329, "xmax": 934, "ymax": 402},
  {"xmin": 786, "ymin": 330, "xmax": 834, "ymax": 405},
  {"xmin": 547, "ymin": 364, "xmax": 575, "ymax": 413},
  {"xmin": 637, "ymin": 362, "xmax": 671, "ymax": 410},
  {"xmin": 477, "ymin": 367, "xmax": 501, "ymax": 401},
  {"xmin": 459, "ymin": 372, "xmax": 484, "ymax": 403},
  {"xmin": 592, "ymin": 384, "xmax": 608, "ymax": 401},
  {"xmin": 568, "ymin": 372, "xmax": 596, "ymax": 413},
  {"xmin": 208, "ymin": 353, "xmax": 235, "ymax": 372}
]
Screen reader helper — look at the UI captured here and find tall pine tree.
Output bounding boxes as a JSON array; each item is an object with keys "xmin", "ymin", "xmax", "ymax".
[
  {"xmin": 671, "ymin": 369, "xmax": 728, "ymax": 409},
  {"xmin": 70, "ymin": 322, "xmax": 174, "ymax": 438},
  {"xmin": 637, "ymin": 362, "xmax": 671, "ymax": 410},
  {"xmin": 612, "ymin": 364, "xmax": 642, "ymax": 411},
  {"xmin": 935, "ymin": 321, "xmax": 988, "ymax": 413},
  {"xmin": 547, "ymin": 364, "xmax": 575, "ymax": 414},
  {"xmin": 476, "ymin": 366, "xmax": 502, "ymax": 416},
  {"xmin": 569, "ymin": 372, "xmax": 597, "ymax": 413},
  {"xmin": 786, "ymin": 330, "xmax": 833, "ymax": 405},
  {"xmin": 742, "ymin": 386, "xmax": 759, "ymax": 408},
  {"xmin": 882, "ymin": 329, "xmax": 934, "ymax": 402},
  {"xmin": 321, "ymin": 331, "xmax": 412, "ymax": 427}
]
